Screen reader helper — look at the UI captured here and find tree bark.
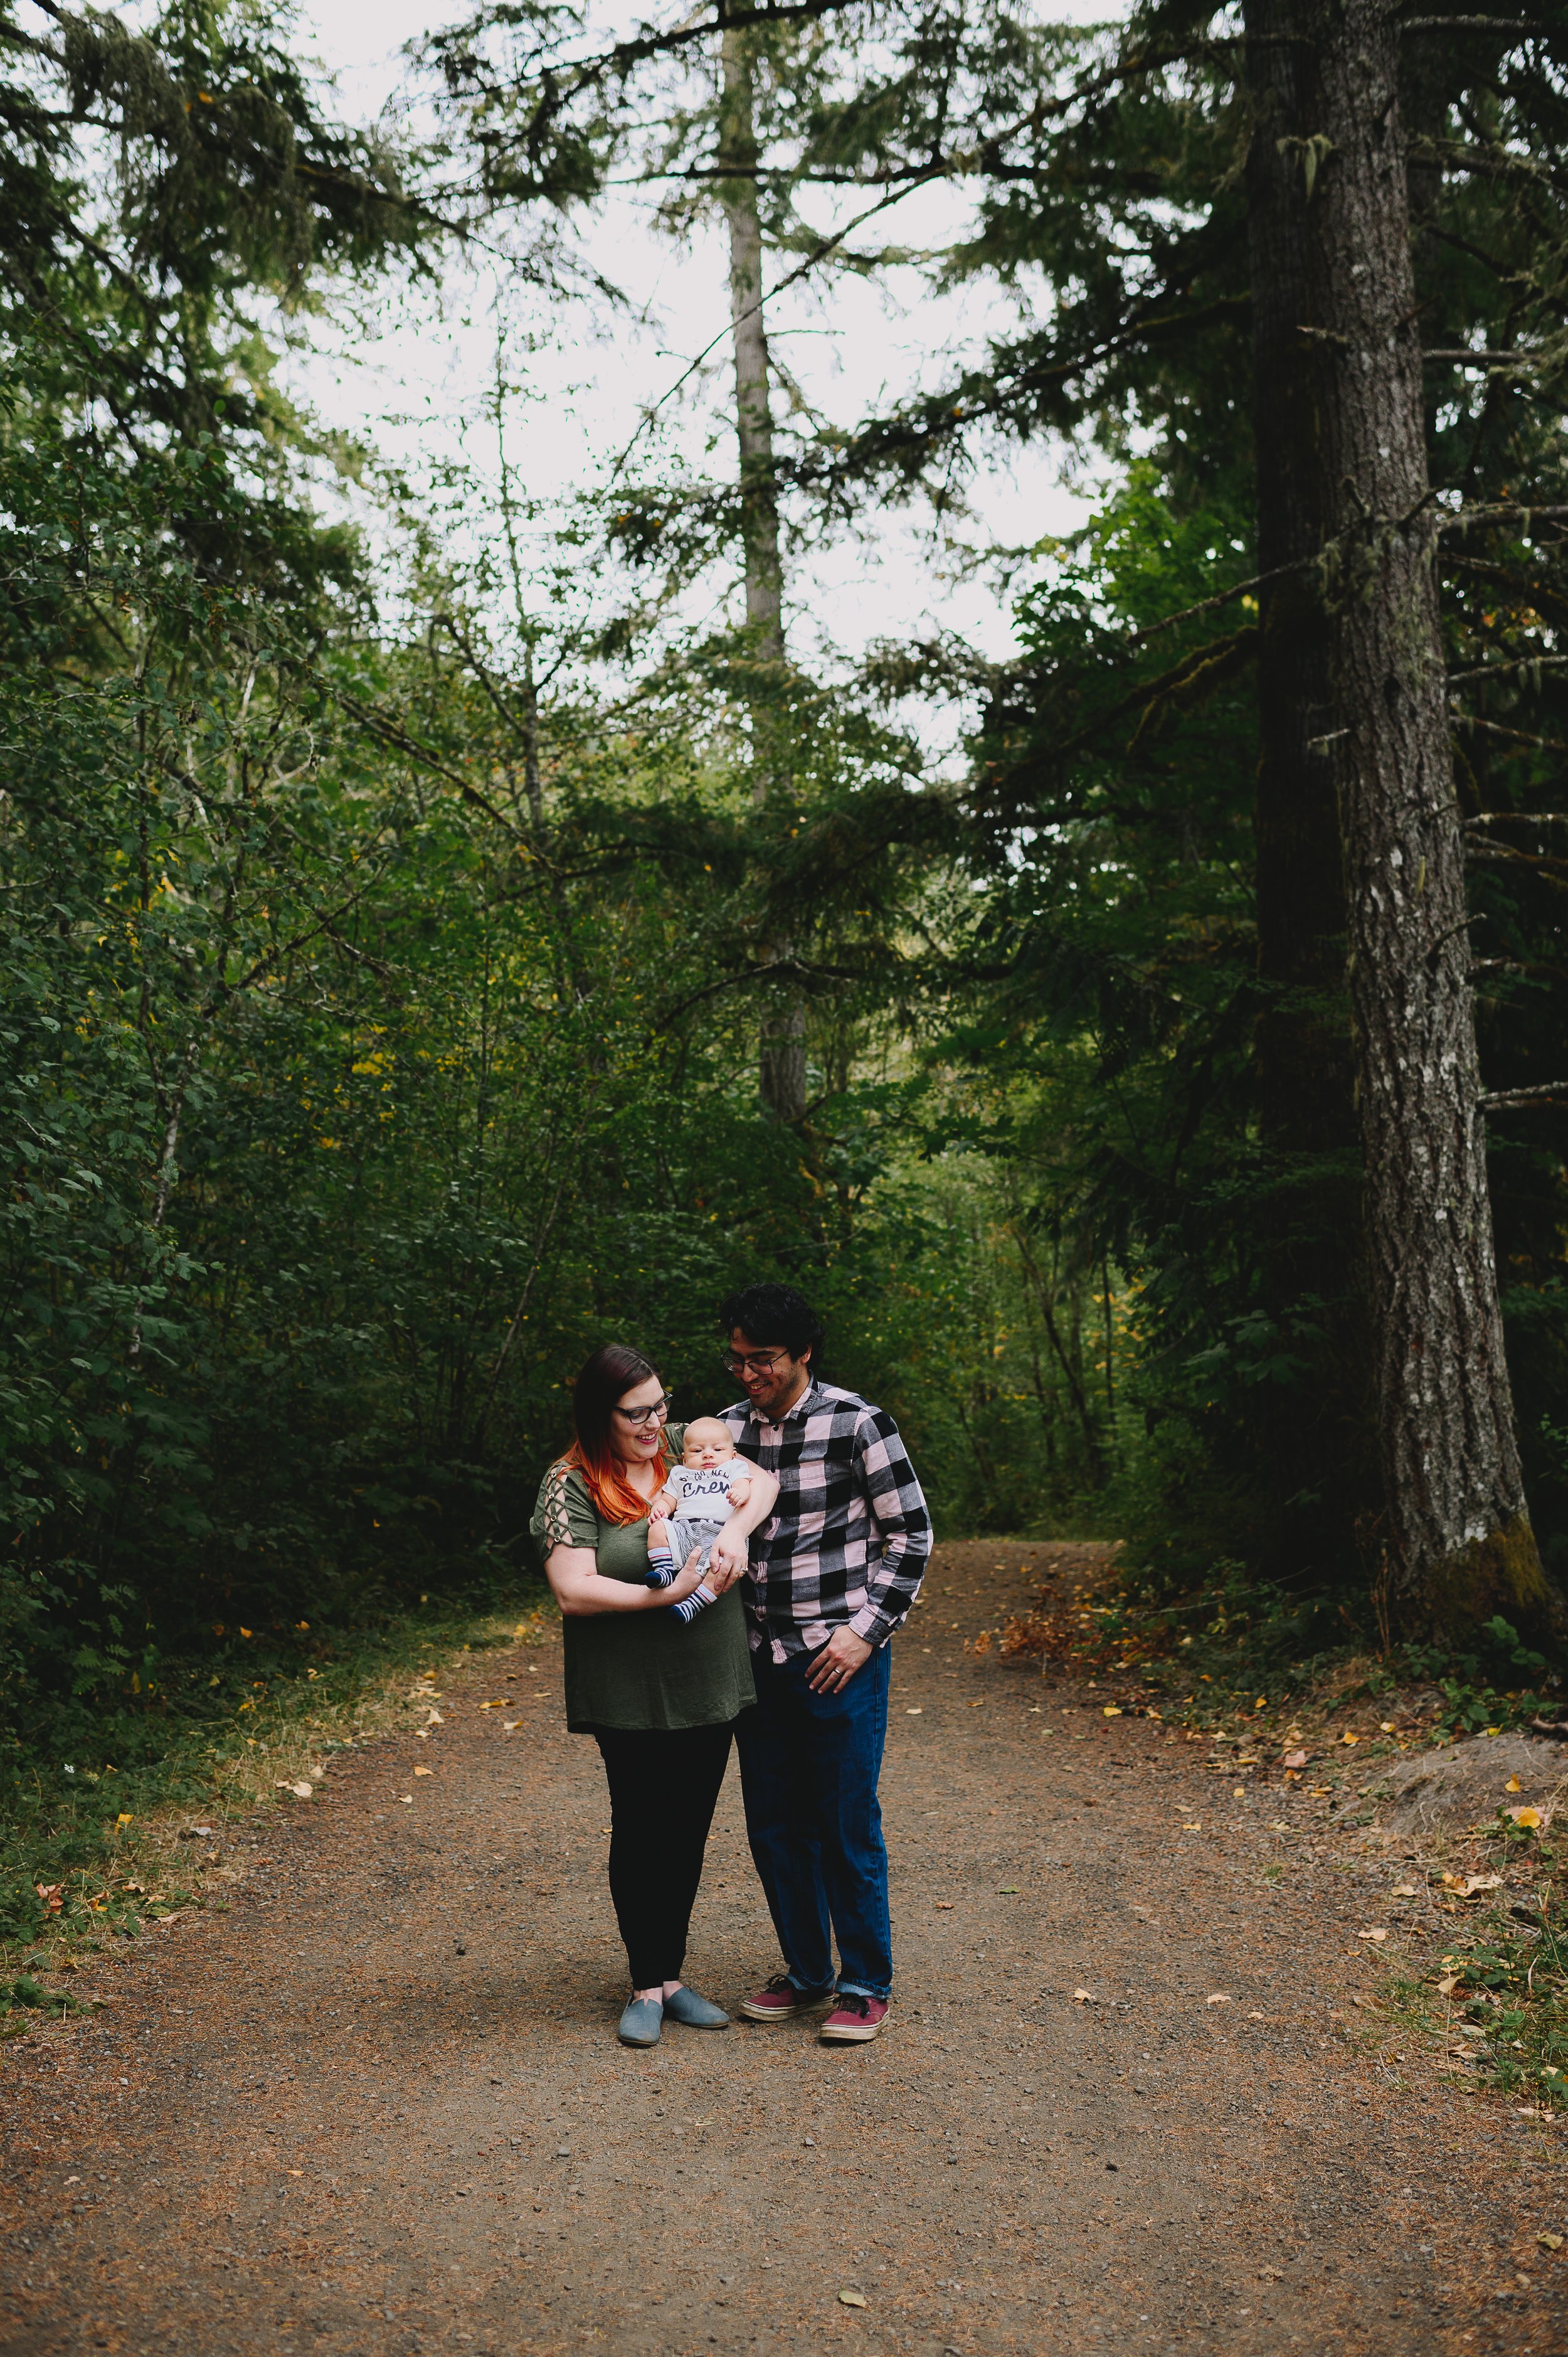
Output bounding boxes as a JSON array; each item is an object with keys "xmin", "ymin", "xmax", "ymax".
[
  {"xmin": 1303, "ymin": 0, "xmax": 1564, "ymax": 1640},
  {"xmin": 719, "ymin": 25, "xmax": 805, "ymax": 1124},
  {"xmin": 1244, "ymin": 0, "xmax": 1379, "ymax": 1582}
]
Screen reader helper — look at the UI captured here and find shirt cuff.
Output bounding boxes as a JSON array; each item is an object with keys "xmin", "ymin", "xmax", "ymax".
[{"xmin": 849, "ymin": 1602, "xmax": 899, "ymax": 1647}]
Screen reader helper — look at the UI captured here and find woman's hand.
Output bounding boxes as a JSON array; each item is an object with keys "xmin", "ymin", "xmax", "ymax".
[{"xmin": 664, "ymin": 1547, "xmax": 710, "ymax": 1604}]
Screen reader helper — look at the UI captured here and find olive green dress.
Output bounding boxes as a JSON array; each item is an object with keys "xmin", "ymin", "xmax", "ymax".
[{"xmin": 528, "ymin": 1449, "xmax": 756, "ymax": 1733}]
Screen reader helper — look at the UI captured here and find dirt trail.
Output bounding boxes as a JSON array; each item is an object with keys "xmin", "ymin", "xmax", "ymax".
[{"xmin": 2, "ymin": 1541, "xmax": 1564, "ymax": 2357}]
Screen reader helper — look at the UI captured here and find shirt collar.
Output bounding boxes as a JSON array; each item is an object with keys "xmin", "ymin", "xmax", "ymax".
[{"xmin": 744, "ymin": 1375, "xmax": 820, "ymax": 1430}]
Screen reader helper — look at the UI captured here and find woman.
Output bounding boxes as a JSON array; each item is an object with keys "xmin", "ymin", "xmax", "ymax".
[{"xmin": 529, "ymin": 1343, "xmax": 775, "ymax": 2048}]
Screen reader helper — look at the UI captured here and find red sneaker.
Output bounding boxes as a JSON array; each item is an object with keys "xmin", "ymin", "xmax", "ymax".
[
  {"xmin": 819, "ymin": 1993, "xmax": 890, "ymax": 2043},
  {"xmin": 738, "ymin": 1974, "xmax": 834, "ymax": 2024}
]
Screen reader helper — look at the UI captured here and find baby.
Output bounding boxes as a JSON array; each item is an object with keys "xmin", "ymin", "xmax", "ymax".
[{"xmin": 647, "ymin": 1418, "xmax": 755, "ymax": 1624}]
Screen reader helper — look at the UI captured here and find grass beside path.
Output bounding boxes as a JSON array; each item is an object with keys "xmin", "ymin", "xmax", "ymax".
[{"xmin": 1, "ymin": 1583, "xmax": 553, "ymax": 2026}]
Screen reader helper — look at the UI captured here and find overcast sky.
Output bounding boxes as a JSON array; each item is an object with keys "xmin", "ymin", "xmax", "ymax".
[{"xmin": 292, "ymin": 0, "xmax": 1103, "ymax": 715}]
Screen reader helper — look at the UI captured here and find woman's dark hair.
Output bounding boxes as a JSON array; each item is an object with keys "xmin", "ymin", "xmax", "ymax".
[
  {"xmin": 564, "ymin": 1343, "xmax": 670, "ymax": 1525},
  {"xmin": 717, "ymin": 1282, "xmax": 825, "ymax": 1363}
]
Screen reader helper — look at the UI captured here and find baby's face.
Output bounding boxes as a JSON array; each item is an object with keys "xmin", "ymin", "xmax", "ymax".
[{"xmin": 683, "ymin": 1422, "xmax": 736, "ymax": 1469}]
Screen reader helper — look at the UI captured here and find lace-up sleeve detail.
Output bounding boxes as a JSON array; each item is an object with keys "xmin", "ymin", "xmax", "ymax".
[{"xmin": 529, "ymin": 1463, "xmax": 598, "ymax": 1557}]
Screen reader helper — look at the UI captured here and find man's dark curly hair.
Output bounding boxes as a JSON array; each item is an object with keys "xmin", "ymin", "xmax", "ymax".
[{"xmin": 718, "ymin": 1282, "xmax": 825, "ymax": 1364}]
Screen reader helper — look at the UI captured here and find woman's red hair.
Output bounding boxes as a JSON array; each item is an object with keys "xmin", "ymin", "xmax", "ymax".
[{"xmin": 561, "ymin": 1343, "xmax": 671, "ymax": 1526}]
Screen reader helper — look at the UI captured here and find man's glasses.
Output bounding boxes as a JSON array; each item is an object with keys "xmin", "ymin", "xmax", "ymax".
[
  {"xmin": 613, "ymin": 1397, "xmax": 670, "ymax": 1427},
  {"xmin": 722, "ymin": 1350, "xmax": 790, "ymax": 1378}
]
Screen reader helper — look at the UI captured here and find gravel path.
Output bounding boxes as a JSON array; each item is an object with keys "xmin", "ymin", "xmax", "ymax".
[{"xmin": 1, "ymin": 1541, "xmax": 1564, "ymax": 2356}]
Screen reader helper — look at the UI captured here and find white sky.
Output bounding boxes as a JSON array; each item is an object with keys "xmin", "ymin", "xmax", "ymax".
[{"xmin": 292, "ymin": 0, "xmax": 1106, "ymax": 729}]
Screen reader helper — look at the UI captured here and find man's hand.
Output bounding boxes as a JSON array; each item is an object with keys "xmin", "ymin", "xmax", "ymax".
[
  {"xmin": 707, "ymin": 1524, "xmax": 751, "ymax": 1590},
  {"xmin": 805, "ymin": 1627, "xmax": 874, "ymax": 1693}
]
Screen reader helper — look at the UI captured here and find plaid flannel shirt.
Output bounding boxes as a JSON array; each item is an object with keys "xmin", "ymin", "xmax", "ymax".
[{"xmin": 721, "ymin": 1379, "xmax": 932, "ymax": 1662}]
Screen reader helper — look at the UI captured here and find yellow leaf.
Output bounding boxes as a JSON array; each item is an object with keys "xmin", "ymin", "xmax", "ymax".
[
  {"xmin": 1513, "ymin": 1807, "xmax": 1544, "ymax": 1829},
  {"xmin": 1341, "ymin": 1732, "xmax": 1360, "ymax": 1745},
  {"xmin": 1391, "ymin": 1883, "xmax": 1417, "ymax": 1898},
  {"xmin": 115, "ymin": 1813, "xmax": 132, "ymax": 1828},
  {"xmin": 1538, "ymin": 2232, "xmax": 1564, "ymax": 2251},
  {"xmin": 1507, "ymin": 1776, "xmax": 1523, "ymax": 1793},
  {"xmin": 1103, "ymin": 1706, "xmax": 1122, "ymax": 1718},
  {"xmin": 1233, "ymin": 1786, "xmax": 1247, "ymax": 1799},
  {"xmin": 1073, "ymin": 1988, "xmax": 1096, "ymax": 2003},
  {"xmin": 837, "ymin": 2291, "xmax": 868, "ymax": 2309},
  {"xmin": 414, "ymin": 1766, "xmax": 433, "ymax": 1777},
  {"xmin": 1358, "ymin": 1928, "xmax": 1389, "ymax": 1943}
]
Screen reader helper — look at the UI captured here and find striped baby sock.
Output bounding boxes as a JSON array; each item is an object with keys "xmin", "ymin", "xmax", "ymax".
[{"xmin": 671, "ymin": 1583, "xmax": 716, "ymax": 1624}]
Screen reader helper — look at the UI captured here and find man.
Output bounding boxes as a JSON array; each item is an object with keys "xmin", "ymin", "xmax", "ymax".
[{"xmin": 718, "ymin": 1280, "xmax": 931, "ymax": 2043}]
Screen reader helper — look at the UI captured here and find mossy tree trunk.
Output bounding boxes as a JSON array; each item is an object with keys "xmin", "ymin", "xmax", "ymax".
[
  {"xmin": 1244, "ymin": 0, "xmax": 1380, "ymax": 1585},
  {"xmin": 719, "ymin": 26, "xmax": 805, "ymax": 1125},
  {"xmin": 1301, "ymin": 0, "xmax": 1566, "ymax": 1642}
]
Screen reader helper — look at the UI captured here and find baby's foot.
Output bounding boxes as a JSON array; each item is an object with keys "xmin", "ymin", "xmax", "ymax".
[{"xmin": 672, "ymin": 1583, "xmax": 716, "ymax": 1624}]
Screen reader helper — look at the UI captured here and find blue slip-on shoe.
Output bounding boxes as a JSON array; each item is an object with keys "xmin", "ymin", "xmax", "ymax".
[
  {"xmin": 662, "ymin": 1984, "xmax": 730, "ymax": 2030},
  {"xmin": 618, "ymin": 1996, "xmax": 663, "ymax": 2047}
]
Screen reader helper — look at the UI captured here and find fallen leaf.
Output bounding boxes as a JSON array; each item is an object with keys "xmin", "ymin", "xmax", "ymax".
[
  {"xmin": 1507, "ymin": 1776, "xmax": 1524, "ymax": 1794},
  {"xmin": 837, "ymin": 2291, "xmax": 868, "ymax": 2309},
  {"xmin": 502, "ymin": 1720, "xmax": 519, "ymax": 1731},
  {"xmin": 1341, "ymin": 1732, "xmax": 1360, "ymax": 1745},
  {"xmin": 1444, "ymin": 1871, "xmax": 1505, "ymax": 1895},
  {"xmin": 1102, "ymin": 1706, "xmax": 1122, "ymax": 1718},
  {"xmin": 34, "ymin": 1882, "xmax": 63, "ymax": 1913},
  {"xmin": 414, "ymin": 1766, "xmax": 433, "ymax": 1778},
  {"xmin": 1232, "ymin": 1786, "xmax": 1247, "ymax": 1799},
  {"xmin": 968, "ymin": 1700, "xmax": 985, "ymax": 1710},
  {"xmin": 1246, "ymin": 2011, "xmax": 1266, "ymax": 2021},
  {"xmin": 1358, "ymin": 1928, "xmax": 1389, "ymax": 1943},
  {"xmin": 275, "ymin": 1780, "xmax": 312, "ymax": 1799},
  {"xmin": 1513, "ymin": 1807, "xmax": 1544, "ymax": 1829},
  {"xmin": 1207, "ymin": 1993, "xmax": 1231, "ymax": 2006},
  {"xmin": 1283, "ymin": 1750, "xmax": 1308, "ymax": 1769},
  {"xmin": 1073, "ymin": 1988, "xmax": 1096, "ymax": 2003},
  {"xmin": 905, "ymin": 1708, "xmax": 923, "ymax": 1716},
  {"xmin": 1436, "ymin": 1973, "xmax": 1461, "ymax": 1996},
  {"xmin": 400, "ymin": 1796, "xmax": 413, "ymax": 1805},
  {"xmin": 935, "ymin": 1902, "xmax": 955, "ymax": 1910},
  {"xmin": 1539, "ymin": 2233, "xmax": 1564, "ymax": 2251},
  {"xmin": 1391, "ymin": 1883, "xmax": 1417, "ymax": 1898},
  {"xmin": 997, "ymin": 1885, "xmax": 1020, "ymax": 1895}
]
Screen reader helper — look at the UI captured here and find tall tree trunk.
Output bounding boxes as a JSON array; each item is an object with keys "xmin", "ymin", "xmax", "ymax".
[
  {"xmin": 719, "ymin": 26, "xmax": 805, "ymax": 1124},
  {"xmin": 1304, "ymin": 0, "xmax": 1565, "ymax": 1640},
  {"xmin": 1244, "ymin": 0, "xmax": 1379, "ymax": 1583}
]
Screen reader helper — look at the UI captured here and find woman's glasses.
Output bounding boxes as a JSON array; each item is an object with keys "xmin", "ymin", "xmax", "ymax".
[{"xmin": 613, "ymin": 1397, "xmax": 670, "ymax": 1428}]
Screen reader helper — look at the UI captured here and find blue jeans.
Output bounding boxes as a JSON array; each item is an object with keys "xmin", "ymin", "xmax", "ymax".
[{"xmin": 736, "ymin": 1639, "xmax": 893, "ymax": 2001}]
